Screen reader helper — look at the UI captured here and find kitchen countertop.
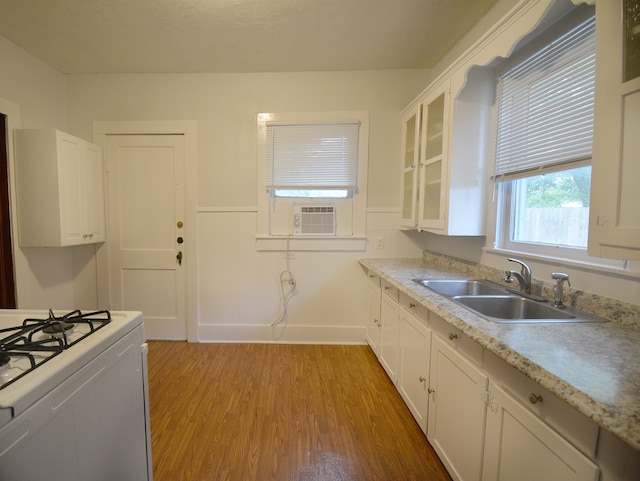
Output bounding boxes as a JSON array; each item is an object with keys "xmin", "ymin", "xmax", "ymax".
[{"xmin": 359, "ymin": 257, "xmax": 640, "ymax": 453}]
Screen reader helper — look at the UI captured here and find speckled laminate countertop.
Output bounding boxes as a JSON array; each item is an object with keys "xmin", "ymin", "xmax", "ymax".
[{"xmin": 359, "ymin": 257, "xmax": 640, "ymax": 453}]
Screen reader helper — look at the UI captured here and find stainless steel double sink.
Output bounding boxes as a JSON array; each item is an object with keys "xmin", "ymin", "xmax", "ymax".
[{"xmin": 413, "ymin": 279, "xmax": 607, "ymax": 324}]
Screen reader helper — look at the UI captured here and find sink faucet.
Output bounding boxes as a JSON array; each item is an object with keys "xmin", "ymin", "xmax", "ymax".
[
  {"xmin": 551, "ymin": 272, "xmax": 570, "ymax": 308},
  {"xmin": 504, "ymin": 258, "xmax": 532, "ymax": 294}
]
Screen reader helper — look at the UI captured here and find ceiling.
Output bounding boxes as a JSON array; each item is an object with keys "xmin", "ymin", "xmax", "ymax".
[{"xmin": 0, "ymin": 0, "xmax": 498, "ymax": 74}]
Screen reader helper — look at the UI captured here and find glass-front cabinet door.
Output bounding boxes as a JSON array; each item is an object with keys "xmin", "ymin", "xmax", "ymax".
[
  {"xmin": 418, "ymin": 84, "xmax": 450, "ymax": 230},
  {"xmin": 589, "ymin": 0, "xmax": 640, "ymax": 259},
  {"xmin": 624, "ymin": 0, "xmax": 640, "ymax": 82},
  {"xmin": 400, "ymin": 103, "xmax": 422, "ymax": 227}
]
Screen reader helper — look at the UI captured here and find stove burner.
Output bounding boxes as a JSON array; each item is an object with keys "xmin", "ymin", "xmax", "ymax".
[{"xmin": 42, "ymin": 321, "xmax": 74, "ymax": 339}]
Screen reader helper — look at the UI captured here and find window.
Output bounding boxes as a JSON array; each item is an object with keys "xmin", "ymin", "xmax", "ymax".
[
  {"xmin": 494, "ymin": 12, "xmax": 596, "ymax": 260},
  {"xmin": 265, "ymin": 122, "xmax": 359, "ymax": 199},
  {"xmin": 257, "ymin": 111, "xmax": 369, "ymax": 244}
]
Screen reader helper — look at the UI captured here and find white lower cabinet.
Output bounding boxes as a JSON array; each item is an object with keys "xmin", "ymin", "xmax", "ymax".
[
  {"xmin": 482, "ymin": 380, "xmax": 599, "ymax": 481},
  {"xmin": 365, "ymin": 272, "xmax": 381, "ymax": 355},
  {"xmin": 427, "ymin": 334, "xmax": 488, "ymax": 481},
  {"xmin": 362, "ymin": 271, "xmax": 636, "ymax": 481},
  {"xmin": 398, "ymin": 303, "xmax": 431, "ymax": 432},
  {"xmin": 379, "ymin": 282, "xmax": 399, "ymax": 384}
]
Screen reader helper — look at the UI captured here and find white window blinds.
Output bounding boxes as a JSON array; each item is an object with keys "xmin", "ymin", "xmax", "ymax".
[
  {"xmin": 494, "ymin": 15, "xmax": 595, "ymax": 180},
  {"xmin": 265, "ymin": 122, "xmax": 359, "ymax": 190}
]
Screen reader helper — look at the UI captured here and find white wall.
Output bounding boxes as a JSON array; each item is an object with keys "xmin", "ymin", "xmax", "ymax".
[
  {"xmin": 0, "ymin": 34, "xmax": 94, "ymax": 310},
  {"xmin": 65, "ymin": 70, "xmax": 427, "ymax": 342}
]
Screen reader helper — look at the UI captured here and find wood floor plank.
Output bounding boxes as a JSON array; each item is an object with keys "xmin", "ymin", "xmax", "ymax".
[{"xmin": 148, "ymin": 342, "xmax": 452, "ymax": 481}]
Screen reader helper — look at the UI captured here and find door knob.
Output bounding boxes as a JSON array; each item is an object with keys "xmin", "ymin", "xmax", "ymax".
[
  {"xmin": 177, "ymin": 236, "xmax": 184, "ymax": 244},
  {"xmin": 176, "ymin": 251, "xmax": 183, "ymax": 265}
]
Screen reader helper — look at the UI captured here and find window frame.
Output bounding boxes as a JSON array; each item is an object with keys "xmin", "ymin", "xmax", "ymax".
[
  {"xmin": 489, "ymin": 10, "xmax": 613, "ymax": 266},
  {"xmin": 256, "ymin": 111, "xmax": 369, "ymax": 250},
  {"xmin": 265, "ymin": 121, "xmax": 360, "ymax": 193}
]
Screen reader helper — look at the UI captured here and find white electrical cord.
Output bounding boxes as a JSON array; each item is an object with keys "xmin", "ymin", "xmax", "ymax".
[{"xmin": 271, "ymin": 237, "xmax": 297, "ymax": 327}]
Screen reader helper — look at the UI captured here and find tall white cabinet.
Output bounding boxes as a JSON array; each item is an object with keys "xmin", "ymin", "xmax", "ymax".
[
  {"xmin": 14, "ymin": 129, "xmax": 106, "ymax": 247},
  {"xmin": 589, "ymin": 0, "xmax": 640, "ymax": 259}
]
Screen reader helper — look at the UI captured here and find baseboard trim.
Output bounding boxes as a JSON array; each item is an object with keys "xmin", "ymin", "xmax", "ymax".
[{"xmin": 197, "ymin": 324, "xmax": 366, "ymax": 344}]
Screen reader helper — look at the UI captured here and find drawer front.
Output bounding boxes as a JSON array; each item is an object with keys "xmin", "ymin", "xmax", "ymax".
[
  {"xmin": 429, "ymin": 312, "xmax": 483, "ymax": 367},
  {"xmin": 399, "ymin": 292, "xmax": 429, "ymax": 323},
  {"xmin": 381, "ymin": 279, "xmax": 399, "ymax": 303},
  {"xmin": 367, "ymin": 270, "xmax": 380, "ymax": 288}
]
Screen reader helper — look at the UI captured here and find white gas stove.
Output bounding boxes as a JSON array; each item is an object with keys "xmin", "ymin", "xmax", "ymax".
[{"xmin": 0, "ymin": 309, "xmax": 152, "ymax": 481}]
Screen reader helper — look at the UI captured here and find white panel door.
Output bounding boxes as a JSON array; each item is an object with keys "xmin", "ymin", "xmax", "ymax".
[{"xmin": 106, "ymin": 135, "xmax": 186, "ymax": 340}]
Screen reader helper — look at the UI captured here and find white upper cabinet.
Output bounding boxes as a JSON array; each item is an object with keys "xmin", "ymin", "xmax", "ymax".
[
  {"xmin": 400, "ymin": 103, "xmax": 421, "ymax": 228},
  {"xmin": 399, "ymin": 0, "xmax": 572, "ymax": 235},
  {"xmin": 415, "ymin": 71, "xmax": 494, "ymax": 235},
  {"xmin": 588, "ymin": 0, "xmax": 640, "ymax": 259},
  {"xmin": 418, "ymin": 82, "xmax": 450, "ymax": 231},
  {"xmin": 14, "ymin": 129, "xmax": 106, "ymax": 247},
  {"xmin": 400, "ymin": 73, "xmax": 492, "ymax": 236}
]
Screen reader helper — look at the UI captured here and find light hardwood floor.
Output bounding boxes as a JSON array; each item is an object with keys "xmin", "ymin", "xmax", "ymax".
[{"xmin": 148, "ymin": 342, "xmax": 452, "ymax": 481}]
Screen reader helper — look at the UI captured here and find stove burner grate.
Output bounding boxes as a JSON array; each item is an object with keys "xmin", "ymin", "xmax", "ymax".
[{"xmin": 0, "ymin": 309, "xmax": 111, "ymax": 390}]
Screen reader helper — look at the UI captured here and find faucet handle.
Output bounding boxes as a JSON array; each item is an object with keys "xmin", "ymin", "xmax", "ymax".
[
  {"xmin": 508, "ymin": 257, "xmax": 531, "ymax": 276},
  {"xmin": 551, "ymin": 272, "xmax": 570, "ymax": 286}
]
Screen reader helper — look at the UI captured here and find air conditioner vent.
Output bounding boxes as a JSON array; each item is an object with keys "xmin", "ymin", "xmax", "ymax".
[{"xmin": 292, "ymin": 205, "xmax": 336, "ymax": 235}]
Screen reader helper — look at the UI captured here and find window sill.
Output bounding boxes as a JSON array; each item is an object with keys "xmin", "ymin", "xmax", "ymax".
[
  {"xmin": 483, "ymin": 246, "xmax": 640, "ymax": 280},
  {"xmin": 256, "ymin": 236, "xmax": 367, "ymax": 252}
]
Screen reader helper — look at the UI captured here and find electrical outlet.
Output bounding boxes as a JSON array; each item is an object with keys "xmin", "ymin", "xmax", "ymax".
[{"xmin": 376, "ymin": 236, "xmax": 385, "ymax": 250}]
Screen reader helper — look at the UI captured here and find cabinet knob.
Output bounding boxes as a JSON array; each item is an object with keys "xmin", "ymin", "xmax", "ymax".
[
  {"xmin": 369, "ymin": 274, "xmax": 375, "ymax": 278},
  {"xmin": 384, "ymin": 286, "xmax": 390, "ymax": 290},
  {"xmin": 449, "ymin": 333, "xmax": 458, "ymax": 340},
  {"xmin": 419, "ymin": 376, "xmax": 426, "ymax": 383},
  {"xmin": 529, "ymin": 393, "xmax": 543, "ymax": 404},
  {"xmin": 428, "ymin": 388, "xmax": 435, "ymax": 394},
  {"xmin": 409, "ymin": 303, "xmax": 416, "ymax": 308}
]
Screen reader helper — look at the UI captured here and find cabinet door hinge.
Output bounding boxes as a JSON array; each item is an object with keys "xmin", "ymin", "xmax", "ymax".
[{"xmin": 485, "ymin": 389, "xmax": 498, "ymax": 413}]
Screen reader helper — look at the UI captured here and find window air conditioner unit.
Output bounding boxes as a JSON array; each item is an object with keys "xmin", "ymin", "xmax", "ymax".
[{"xmin": 292, "ymin": 205, "xmax": 336, "ymax": 235}]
